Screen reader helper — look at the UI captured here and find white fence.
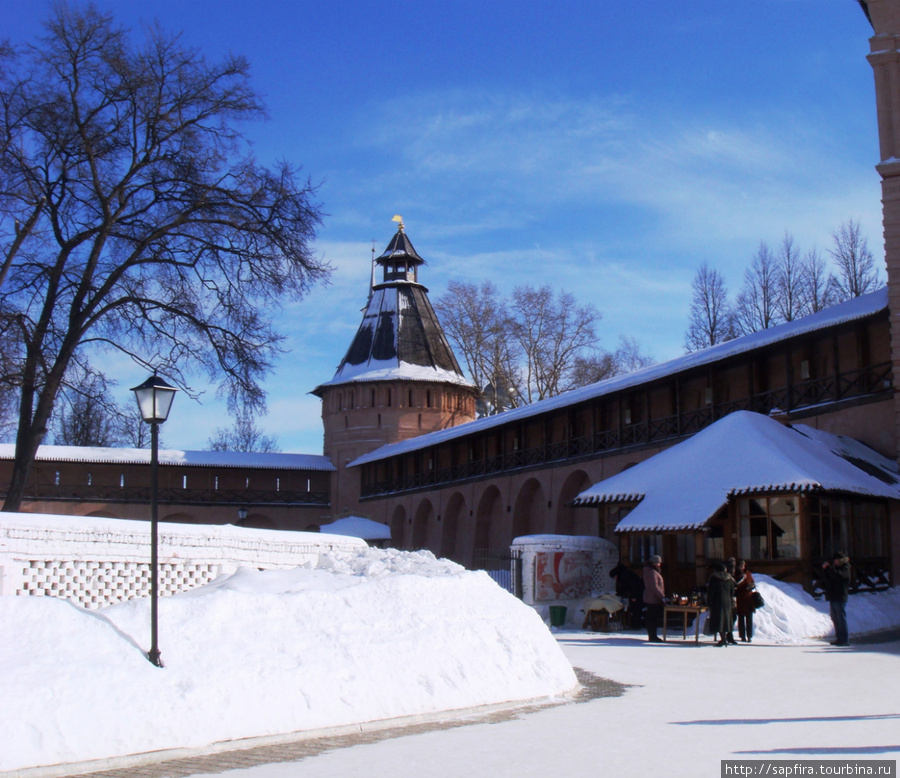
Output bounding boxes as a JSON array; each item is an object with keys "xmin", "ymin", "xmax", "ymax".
[{"xmin": 0, "ymin": 512, "xmax": 366, "ymax": 609}]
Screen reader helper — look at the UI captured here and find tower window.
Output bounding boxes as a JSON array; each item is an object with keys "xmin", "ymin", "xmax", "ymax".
[
  {"xmin": 426, "ymin": 390, "xmax": 432, "ymax": 408},
  {"xmin": 408, "ymin": 389, "xmax": 414, "ymax": 407},
  {"xmin": 371, "ymin": 388, "xmax": 376, "ymax": 407},
  {"xmin": 387, "ymin": 388, "xmax": 392, "ymax": 407}
]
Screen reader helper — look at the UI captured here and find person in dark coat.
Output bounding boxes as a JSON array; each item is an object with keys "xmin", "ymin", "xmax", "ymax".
[
  {"xmin": 734, "ymin": 559, "xmax": 756, "ymax": 643},
  {"xmin": 822, "ymin": 551, "xmax": 851, "ymax": 646},
  {"xmin": 643, "ymin": 555, "xmax": 666, "ymax": 643},
  {"xmin": 724, "ymin": 557, "xmax": 738, "ymax": 644},
  {"xmin": 706, "ymin": 561, "xmax": 736, "ymax": 646},
  {"xmin": 610, "ymin": 559, "xmax": 645, "ymax": 628}
]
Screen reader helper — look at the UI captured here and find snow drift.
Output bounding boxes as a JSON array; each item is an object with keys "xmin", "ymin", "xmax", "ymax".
[{"xmin": 0, "ymin": 547, "xmax": 577, "ymax": 772}]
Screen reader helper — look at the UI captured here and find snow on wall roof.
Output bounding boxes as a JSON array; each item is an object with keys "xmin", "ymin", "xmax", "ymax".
[
  {"xmin": 318, "ymin": 515, "xmax": 392, "ymax": 539},
  {"xmin": 317, "ymin": 359, "xmax": 472, "ymax": 388},
  {"xmin": 0, "ymin": 444, "xmax": 335, "ymax": 471},
  {"xmin": 571, "ymin": 411, "xmax": 900, "ymax": 533},
  {"xmin": 348, "ymin": 288, "xmax": 888, "ymax": 468}
]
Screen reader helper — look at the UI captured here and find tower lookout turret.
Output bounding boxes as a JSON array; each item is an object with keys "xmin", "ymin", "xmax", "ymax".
[{"xmin": 312, "ymin": 219, "xmax": 477, "ymax": 518}]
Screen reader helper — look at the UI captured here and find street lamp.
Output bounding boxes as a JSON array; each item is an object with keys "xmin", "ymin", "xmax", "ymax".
[{"xmin": 131, "ymin": 374, "xmax": 178, "ymax": 667}]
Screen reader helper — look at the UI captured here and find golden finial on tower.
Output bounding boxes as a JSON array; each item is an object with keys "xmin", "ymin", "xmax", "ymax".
[{"xmin": 391, "ymin": 214, "xmax": 404, "ymax": 232}]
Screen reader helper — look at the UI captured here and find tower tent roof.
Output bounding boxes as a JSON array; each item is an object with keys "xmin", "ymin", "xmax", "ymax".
[
  {"xmin": 312, "ymin": 226, "xmax": 472, "ymax": 395},
  {"xmin": 377, "ymin": 229, "xmax": 425, "ymax": 265}
]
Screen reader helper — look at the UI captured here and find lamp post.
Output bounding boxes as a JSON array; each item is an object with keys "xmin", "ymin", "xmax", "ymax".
[{"xmin": 131, "ymin": 374, "xmax": 178, "ymax": 667}]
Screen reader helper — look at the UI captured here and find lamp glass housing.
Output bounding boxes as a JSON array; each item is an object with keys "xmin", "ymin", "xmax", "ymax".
[{"xmin": 131, "ymin": 375, "xmax": 178, "ymax": 424}]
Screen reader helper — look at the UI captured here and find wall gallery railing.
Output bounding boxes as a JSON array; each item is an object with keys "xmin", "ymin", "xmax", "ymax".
[
  {"xmin": 0, "ymin": 514, "xmax": 364, "ymax": 609},
  {"xmin": 0, "ymin": 485, "xmax": 330, "ymax": 507},
  {"xmin": 362, "ymin": 362, "xmax": 893, "ymax": 498}
]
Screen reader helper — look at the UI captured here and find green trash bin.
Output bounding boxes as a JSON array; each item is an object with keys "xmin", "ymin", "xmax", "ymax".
[{"xmin": 549, "ymin": 605, "xmax": 567, "ymax": 627}]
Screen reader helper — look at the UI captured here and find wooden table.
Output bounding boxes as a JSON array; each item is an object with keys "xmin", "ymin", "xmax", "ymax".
[{"xmin": 662, "ymin": 604, "xmax": 708, "ymax": 643}]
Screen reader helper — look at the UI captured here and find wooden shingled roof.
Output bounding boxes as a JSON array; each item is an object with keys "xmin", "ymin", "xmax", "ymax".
[{"xmin": 312, "ymin": 226, "xmax": 470, "ymax": 394}]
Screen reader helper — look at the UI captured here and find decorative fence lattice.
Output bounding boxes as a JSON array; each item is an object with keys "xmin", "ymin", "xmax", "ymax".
[
  {"xmin": 15, "ymin": 559, "xmax": 223, "ymax": 609},
  {"xmin": 0, "ymin": 514, "xmax": 365, "ymax": 610}
]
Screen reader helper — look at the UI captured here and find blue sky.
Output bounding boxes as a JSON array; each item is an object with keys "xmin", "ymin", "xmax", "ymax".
[{"xmin": 2, "ymin": 1, "xmax": 883, "ymax": 454}]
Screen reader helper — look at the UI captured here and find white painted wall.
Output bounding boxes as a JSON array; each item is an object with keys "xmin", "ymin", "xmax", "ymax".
[
  {"xmin": 0, "ymin": 512, "xmax": 365, "ymax": 609},
  {"xmin": 511, "ymin": 534, "xmax": 618, "ymax": 625}
]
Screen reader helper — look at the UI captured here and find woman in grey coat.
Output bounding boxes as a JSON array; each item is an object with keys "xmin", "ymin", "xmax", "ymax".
[{"xmin": 706, "ymin": 561, "xmax": 736, "ymax": 647}]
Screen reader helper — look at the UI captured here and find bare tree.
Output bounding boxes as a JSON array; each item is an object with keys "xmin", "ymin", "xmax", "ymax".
[
  {"xmin": 829, "ymin": 219, "xmax": 880, "ymax": 300},
  {"xmin": 508, "ymin": 284, "xmax": 603, "ymax": 402},
  {"xmin": 433, "ymin": 281, "xmax": 519, "ymax": 414},
  {"xmin": 437, "ymin": 281, "xmax": 630, "ymax": 411},
  {"xmin": 52, "ymin": 372, "xmax": 123, "ymax": 447},
  {"xmin": 569, "ymin": 352, "xmax": 619, "ymax": 388},
  {"xmin": 799, "ymin": 247, "xmax": 838, "ymax": 315},
  {"xmin": 684, "ymin": 264, "xmax": 736, "ymax": 352},
  {"xmin": 734, "ymin": 242, "xmax": 781, "ymax": 334},
  {"xmin": 117, "ymin": 403, "xmax": 153, "ymax": 449},
  {"xmin": 613, "ymin": 335, "xmax": 655, "ymax": 373},
  {"xmin": 0, "ymin": 311, "xmax": 21, "ymax": 442},
  {"xmin": 775, "ymin": 233, "xmax": 806, "ymax": 322},
  {"xmin": 208, "ymin": 414, "xmax": 280, "ymax": 453},
  {"xmin": 0, "ymin": 6, "xmax": 327, "ymax": 509}
]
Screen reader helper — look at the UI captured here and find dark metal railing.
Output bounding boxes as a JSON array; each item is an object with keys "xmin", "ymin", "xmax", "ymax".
[
  {"xmin": 5, "ymin": 484, "xmax": 330, "ymax": 507},
  {"xmin": 361, "ymin": 363, "xmax": 893, "ymax": 499},
  {"xmin": 809, "ymin": 556, "xmax": 891, "ymax": 597},
  {"xmin": 473, "ymin": 547, "xmax": 523, "ymax": 598}
]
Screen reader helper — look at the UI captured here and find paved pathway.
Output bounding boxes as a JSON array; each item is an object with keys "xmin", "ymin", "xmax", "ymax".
[
  {"xmin": 66, "ymin": 669, "xmax": 625, "ymax": 778},
  {"xmin": 39, "ymin": 629, "xmax": 900, "ymax": 778}
]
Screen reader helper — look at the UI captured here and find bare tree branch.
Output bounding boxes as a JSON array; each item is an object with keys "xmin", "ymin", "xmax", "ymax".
[
  {"xmin": 684, "ymin": 263, "xmax": 736, "ymax": 352},
  {"xmin": 208, "ymin": 412, "xmax": 280, "ymax": 453},
  {"xmin": 0, "ymin": 5, "xmax": 328, "ymax": 509},
  {"xmin": 829, "ymin": 219, "xmax": 880, "ymax": 300},
  {"xmin": 734, "ymin": 242, "xmax": 780, "ymax": 335}
]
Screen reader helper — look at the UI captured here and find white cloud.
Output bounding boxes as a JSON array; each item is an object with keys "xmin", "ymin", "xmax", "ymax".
[{"xmin": 352, "ymin": 90, "xmax": 881, "ymax": 265}]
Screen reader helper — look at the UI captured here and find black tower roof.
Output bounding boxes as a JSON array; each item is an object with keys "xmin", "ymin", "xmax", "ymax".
[{"xmin": 312, "ymin": 222, "xmax": 471, "ymax": 395}]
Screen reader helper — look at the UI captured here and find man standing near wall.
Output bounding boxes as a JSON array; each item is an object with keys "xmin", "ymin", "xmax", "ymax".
[
  {"xmin": 822, "ymin": 551, "xmax": 852, "ymax": 647},
  {"xmin": 643, "ymin": 555, "xmax": 666, "ymax": 643}
]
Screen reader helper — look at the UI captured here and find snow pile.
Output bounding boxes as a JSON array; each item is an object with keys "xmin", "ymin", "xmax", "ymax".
[
  {"xmin": 734, "ymin": 575, "xmax": 900, "ymax": 644},
  {"xmin": 318, "ymin": 515, "xmax": 391, "ymax": 539},
  {"xmin": 0, "ymin": 547, "xmax": 577, "ymax": 773},
  {"xmin": 749, "ymin": 576, "xmax": 834, "ymax": 643}
]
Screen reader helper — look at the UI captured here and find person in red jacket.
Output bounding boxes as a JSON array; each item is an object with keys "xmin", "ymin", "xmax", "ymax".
[
  {"xmin": 643, "ymin": 555, "xmax": 666, "ymax": 643},
  {"xmin": 734, "ymin": 559, "xmax": 755, "ymax": 643}
]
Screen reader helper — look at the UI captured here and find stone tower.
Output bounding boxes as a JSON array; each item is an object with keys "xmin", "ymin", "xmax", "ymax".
[
  {"xmin": 865, "ymin": 0, "xmax": 900, "ymax": 458},
  {"xmin": 313, "ymin": 219, "xmax": 477, "ymax": 518}
]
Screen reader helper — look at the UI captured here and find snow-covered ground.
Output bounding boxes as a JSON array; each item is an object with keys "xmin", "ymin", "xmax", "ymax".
[
  {"xmin": 259, "ymin": 625, "xmax": 900, "ymax": 778},
  {"xmin": 2, "ymin": 546, "xmax": 899, "ymax": 776}
]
